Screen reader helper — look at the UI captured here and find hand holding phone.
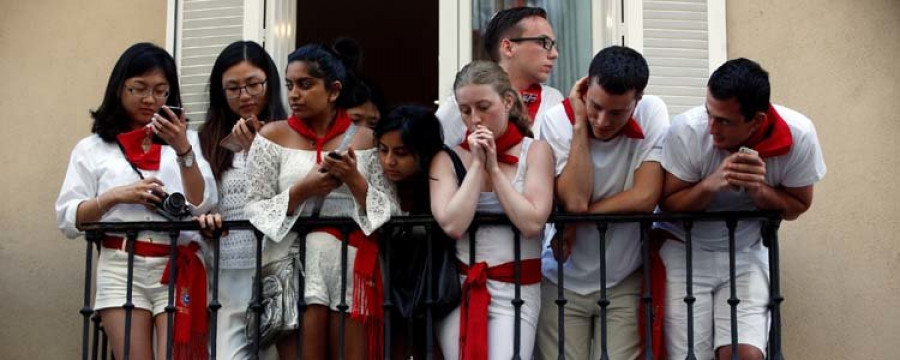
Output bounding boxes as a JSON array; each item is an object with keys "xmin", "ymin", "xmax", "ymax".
[
  {"xmin": 219, "ymin": 116, "xmax": 263, "ymax": 152},
  {"xmin": 152, "ymin": 106, "xmax": 184, "ymax": 145}
]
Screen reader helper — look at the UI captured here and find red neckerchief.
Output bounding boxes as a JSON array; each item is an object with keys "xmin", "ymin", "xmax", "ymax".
[
  {"xmin": 520, "ymin": 84, "xmax": 542, "ymax": 122},
  {"xmin": 116, "ymin": 126, "xmax": 162, "ymax": 170},
  {"xmin": 316, "ymin": 227, "xmax": 384, "ymax": 360},
  {"xmin": 287, "ymin": 110, "xmax": 351, "ymax": 163},
  {"xmin": 457, "ymin": 259, "xmax": 542, "ymax": 360},
  {"xmin": 562, "ymin": 98, "xmax": 645, "ymax": 139},
  {"xmin": 458, "ymin": 124, "xmax": 525, "ymax": 164},
  {"xmin": 740, "ymin": 104, "xmax": 793, "ymax": 158}
]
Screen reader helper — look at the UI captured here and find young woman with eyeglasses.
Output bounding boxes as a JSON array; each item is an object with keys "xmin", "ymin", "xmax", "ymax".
[
  {"xmin": 194, "ymin": 40, "xmax": 287, "ymax": 360},
  {"xmin": 56, "ymin": 42, "xmax": 217, "ymax": 360}
]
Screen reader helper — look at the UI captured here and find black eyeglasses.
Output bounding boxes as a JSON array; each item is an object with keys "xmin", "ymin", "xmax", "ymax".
[
  {"xmin": 508, "ymin": 36, "xmax": 557, "ymax": 51},
  {"xmin": 224, "ymin": 79, "xmax": 267, "ymax": 99}
]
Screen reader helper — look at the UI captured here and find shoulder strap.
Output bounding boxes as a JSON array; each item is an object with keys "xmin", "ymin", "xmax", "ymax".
[{"xmin": 442, "ymin": 145, "xmax": 466, "ymax": 186}]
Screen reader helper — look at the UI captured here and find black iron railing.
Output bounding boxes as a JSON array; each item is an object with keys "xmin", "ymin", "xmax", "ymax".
[{"xmin": 79, "ymin": 211, "xmax": 783, "ymax": 360}]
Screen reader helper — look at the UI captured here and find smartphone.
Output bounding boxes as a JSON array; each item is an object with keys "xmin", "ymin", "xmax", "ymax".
[
  {"xmin": 739, "ymin": 146, "xmax": 758, "ymax": 156},
  {"xmin": 219, "ymin": 117, "xmax": 263, "ymax": 152},
  {"xmin": 151, "ymin": 106, "xmax": 184, "ymax": 145}
]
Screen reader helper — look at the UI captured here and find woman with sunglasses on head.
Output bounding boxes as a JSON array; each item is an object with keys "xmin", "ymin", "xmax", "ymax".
[
  {"xmin": 194, "ymin": 40, "xmax": 286, "ymax": 360},
  {"xmin": 430, "ymin": 61, "xmax": 554, "ymax": 359},
  {"xmin": 56, "ymin": 42, "xmax": 217, "ymax": 360},
  {"xmin": 244, "ymin": 42, "xmax": 397, "ymax": 360}
]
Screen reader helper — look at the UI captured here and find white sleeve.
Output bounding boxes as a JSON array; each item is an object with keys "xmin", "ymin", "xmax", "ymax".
[
  {"xmin": 537, "ymin": 105, "xmax": 572, "ymax": 176},
  {"xmin": 635, "ymin": 96, "xmax": 670, "ymax": 167},
  {"xmin": 436, "ymin": 96, "xmax": 465, "ymax": 147},
  {"xmin": 781, "ymin": 126, "xmax": 827, "ymax": 188},
  {"xmin": 186, "ymin": 131, "xmax": 218, "ymax": 215},
  {"xmin": 350, "ymin": 150, "xmax": 401, "ymax": 235},
  {"xmin": 243, "ymin": 135, "xmax": 299, "ymax": 242},
  {"xmin": 55, "ymin": 140, "xmax": 97, "ymax": 239},
  {"xmin": 661, "ymin": 116, "xmax": 701, "ymax": 183}
]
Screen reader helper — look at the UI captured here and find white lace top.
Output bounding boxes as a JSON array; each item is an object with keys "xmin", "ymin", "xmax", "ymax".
[
  {"xmin": 212, "ymin": 150, "xmax": 259, "ymax": 269},
  {"xmin": 244, "ymin": 135, "xmax": 398, "ymax": 264}
]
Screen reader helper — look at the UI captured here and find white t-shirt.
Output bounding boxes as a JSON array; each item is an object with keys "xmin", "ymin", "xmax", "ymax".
[
  {"xmin": 56, "ymin": 131, "xmax": 218, "ymax": 243},
  {"xmin": 656, "ymin": 104, "xmax": 827, "ymax": 251},
  {"xmin": 539, "ymin": 95, "xmax": 670, "ymax": 294},
  {"xmin": 436, "ymin": 84, "xmax": 564, "ymax": 147}
]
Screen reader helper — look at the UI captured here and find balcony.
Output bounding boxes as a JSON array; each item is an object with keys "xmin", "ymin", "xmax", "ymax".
[{"xmin": 78, "ymin": 211, "xmax": 783, "ymax": 360}]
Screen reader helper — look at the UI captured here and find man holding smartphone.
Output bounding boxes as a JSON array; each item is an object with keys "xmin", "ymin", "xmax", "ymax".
[{"xmin": 656, "ymin": 58, "xmax": 826, "ymax": 359}]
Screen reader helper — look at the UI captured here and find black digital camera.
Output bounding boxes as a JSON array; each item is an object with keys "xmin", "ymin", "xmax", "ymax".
[{"xmin": 149, "ymin": 190, "xmax": 192, "ymax": 221}]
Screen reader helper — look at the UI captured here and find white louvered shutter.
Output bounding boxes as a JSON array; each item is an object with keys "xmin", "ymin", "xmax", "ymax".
[
  {"xmin": 174, "ymin": 0, "xmax": 246, "ymax": 126},
  {"xmin": 637, "ymin": 0, "xmax": 726, "ymax": 116}
]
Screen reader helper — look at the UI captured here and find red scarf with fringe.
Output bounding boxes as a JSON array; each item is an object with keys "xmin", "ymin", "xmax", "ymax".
[
  {"xmin": 287, "ymin": 110, "xmax": 351, "ymax": 163},
  {"xmin": 317, "ymin": 227, "xmax": 384, "ymax": 360},
  {"xmin": 459, "ymin": 124, "xmax": 524, "ymax": 164},
  {"xmin": 101, "ymin": 237, "xmax": 207, "ymax": 360},
  {"xmin": 116, "ymin": 126, "xmax": 162, "ymax": 170},
  {"xmin": 741, "ymin": 105, "xmax": 793, "ymax": 158},
  {"xmin": 457, "ymin": 259, "xmax": 542, "ymax": 360},
  {"xmin": 563, "ymin": 98, "xmax": 645, "ymax": 139}
]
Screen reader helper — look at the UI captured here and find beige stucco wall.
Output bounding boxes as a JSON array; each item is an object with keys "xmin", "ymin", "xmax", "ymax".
[
  {"xmin": 727, "ymin": 0, "xmax": 900, "ymax": 359},
  {"xmin": 0, "ymin": 0, "xmax": 167, "ymax": 358},
  {"xmin": 1, "ymin": 0, "xmax": 898, "ymax": 358}
]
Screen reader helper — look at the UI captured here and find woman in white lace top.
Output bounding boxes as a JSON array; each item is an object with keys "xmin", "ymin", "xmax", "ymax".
[
  {"xmin": 430, "ymin": 61, "xmax": 555, "ymax": 359},
  {"xmin": 244, "ymin": 44, "xmax": 396, "ymax": 360},
  {"xmin": 195, "ymin": 41, "xmax": 286, "ymax": 360}
]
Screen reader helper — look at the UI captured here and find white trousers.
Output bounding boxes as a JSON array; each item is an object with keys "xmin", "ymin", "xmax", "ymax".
[
  {"xmin": 214, "ymin": 267, "xmax": 278, "ymax": 360},
  {"xmin": 437, "ymin": 279, "xmax": 540, "ymax": 359}
]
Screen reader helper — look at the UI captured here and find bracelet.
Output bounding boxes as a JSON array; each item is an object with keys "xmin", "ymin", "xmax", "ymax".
[
  {"xmin": 95, "ymin": 196, "xmax": 105, "ymax": 213},
  {"xmin": 176, "ymin": 145, "xmax": 193, "ymax": 157}
]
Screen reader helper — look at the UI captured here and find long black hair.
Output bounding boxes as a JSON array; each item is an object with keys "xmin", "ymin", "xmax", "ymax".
[
  {"xmin": 198, "ymin": 41, "xmax": 287, "ymax": 181},
  {"xmin": 373, "ymin": 105, "xmax": 444, "ymax": 214},
  {"xmin": 90, "ymin": 42, "xmax": 181, "ymax": 142}
]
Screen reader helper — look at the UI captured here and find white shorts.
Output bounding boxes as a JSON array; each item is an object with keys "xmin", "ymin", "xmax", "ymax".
[
  {"xmin": 303, "ymin": 231, "xmax": 358, "ymax": 311},
  {"xmin": 660, "ymin": 240, "xmax": 770, "ymax": 359},
  {"xmin": 94, "ymin": 247, "xmax": 171, "ymax": 316}
]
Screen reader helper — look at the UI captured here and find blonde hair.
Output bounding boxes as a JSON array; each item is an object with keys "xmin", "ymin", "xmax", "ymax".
[{"xmin": 453, "ymin": 61, "xmax": 533, "ymax": 138}]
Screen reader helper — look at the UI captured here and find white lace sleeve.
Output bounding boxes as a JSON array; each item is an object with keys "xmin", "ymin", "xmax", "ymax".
[
  {"xmin": 243, "ymin": 136, "xmax": 300, "ymax": 242},
  {"xmin": 351, "ymin": 149, "xmax": 400, "ymax": 235}
]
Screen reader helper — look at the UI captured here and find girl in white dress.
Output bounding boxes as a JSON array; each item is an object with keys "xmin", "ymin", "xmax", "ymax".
[
  {"xmin": 244, "ymin": 43, "xmax": 396, "ymax": 360},
  {"xmin": 194, "ymin": 40, "xmax": 286, "ymax": 360}
]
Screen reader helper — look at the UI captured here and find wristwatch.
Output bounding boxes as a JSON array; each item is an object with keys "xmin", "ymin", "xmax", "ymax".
[{"xmin": 177, "ymin": 147, "xmax": 195, "ymax": 168}]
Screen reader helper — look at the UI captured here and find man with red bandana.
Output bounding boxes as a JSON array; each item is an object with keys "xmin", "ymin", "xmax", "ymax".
[
  {"xmin": 535, "ymin": 46, "xmax": 670, "ymax": 360},
  {"xmin": 656, "ymin": 58, "xmax": 826, "ymax": 360},
  {"xmin": 437, "ymin": 6, "xmax": 563, "ymax": 147}
]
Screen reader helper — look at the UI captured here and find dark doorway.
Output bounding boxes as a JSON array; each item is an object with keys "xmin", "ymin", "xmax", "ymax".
[{"xmin": 297, "ymin": 0, "xmax": 439, "ymax": 111}]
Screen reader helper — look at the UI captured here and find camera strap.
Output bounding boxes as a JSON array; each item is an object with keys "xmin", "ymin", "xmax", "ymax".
[{"xmin": 116, "ymin": 140, "xmax": 147, "ymax": 180}]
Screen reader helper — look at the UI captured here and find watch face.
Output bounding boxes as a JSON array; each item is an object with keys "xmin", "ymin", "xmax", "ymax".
[{"xmin": 179, "ymin": 152, "xmax": 195, "ymax": 167}]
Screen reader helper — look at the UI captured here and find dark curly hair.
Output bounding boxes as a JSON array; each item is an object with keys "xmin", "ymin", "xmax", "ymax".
[{"xmin": 373, "ymin": 105, "xmax": 444, "ymax": 214}]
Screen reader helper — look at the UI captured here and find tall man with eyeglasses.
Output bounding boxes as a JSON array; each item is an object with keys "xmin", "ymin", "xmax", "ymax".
[
  {"xmin": 437, "ymin": 6, "xmax": 563, "ymax": 146},
  {"xmin": 535, "ymin": 46, "xmax": 669, "ymax": 360}
]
